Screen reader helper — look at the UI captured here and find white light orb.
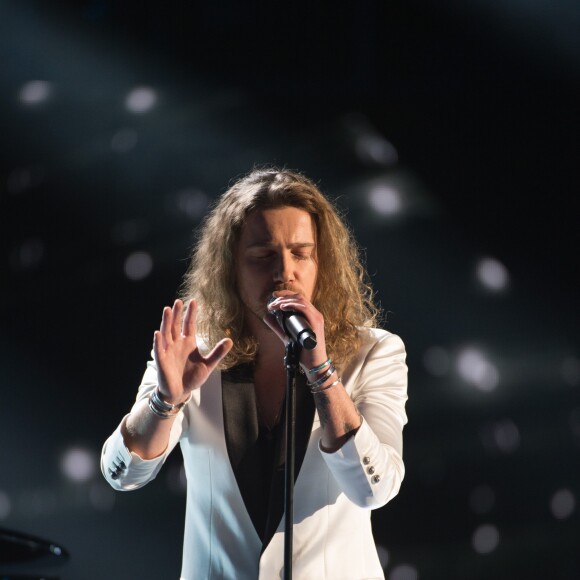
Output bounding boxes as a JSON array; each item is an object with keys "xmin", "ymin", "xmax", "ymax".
[
  {"xmin": 456, "ymin": 347, "xmax": 500, "ymax": 392},
  {"xmin": 390, "ymin": 563, "xmax": 419, "ymax": 580},
  {"xmin": 550, "ymin": 489, "xmax": 576, "ymax": 520},
  {"xmin": 125, "ymin": 86, "xmax": 157, "ymax": 113},
  {"xmin": 61, "ymin": 447, "xmax": 96, "ymax": 483},
  {"xmin": 19, "ymin": 81, "xmax": 53, "ymax": 104},
  {"xmin": 124, "ymin": 251, "xmax": 153, "ymax": 281},
  {"xmin": 368, "ymin": 184, "xmax": 402, "ymax": 216},
  {"xmin": 476, "ymin": 257, "xmax": 509, "ymax": 292},
  {"xmin": 472, "ymin": 524, "xmax": 500, "ymax": 554}
]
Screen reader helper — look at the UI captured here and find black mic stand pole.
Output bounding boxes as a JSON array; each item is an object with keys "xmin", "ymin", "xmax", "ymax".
[{"xmin": 283, "ymin": 339, "xmax": 300, "ymax": 580}]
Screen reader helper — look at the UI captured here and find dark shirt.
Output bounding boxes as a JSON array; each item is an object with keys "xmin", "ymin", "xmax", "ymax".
[{"xmin": 222, "ymin": 363, "xmax": 315, "ymax": 550}]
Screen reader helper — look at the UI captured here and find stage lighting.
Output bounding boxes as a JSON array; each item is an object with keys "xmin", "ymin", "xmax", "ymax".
[
  {"xmin": 475, "ymin": 257, "xmax": 509, "ymax": 292},
  {"xmin": 472, "ymin": 524, "xmax": 500, "ymax": 555},
  {"xmin": 19, "ymin": 80, "xmax": 52, "ymax": 105},
  {"xmin": 61, "ymin": 447, "xmax": 96, "ymax": 483},
  {"xmin": 124, "ymin": 251, "xmax": 153, "ymax": 281},
  {"xmin": 550, "ymin": 489, "xmax": 576, "ymax": 520},
  {"xmin": 125, "ymin": 86, "xmax": 157, "ymax": 114},
  {"xmin": 456, "ymin": 347, "xmax": 500, "ymax": 392},
  {"xmin": 368, "ymin": 184, "xmax": 403, "ymax": 216}
]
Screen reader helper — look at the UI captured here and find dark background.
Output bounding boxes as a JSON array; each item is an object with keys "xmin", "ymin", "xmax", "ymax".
[{"xmin": 1, "ymin": 1, "xmax": 579, "ymax": 578}]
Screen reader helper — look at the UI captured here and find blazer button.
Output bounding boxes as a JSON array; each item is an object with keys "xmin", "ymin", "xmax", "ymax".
[
  {"xmin": 371, "ymin": 474, "xmax": 381, "ymax": 484},
  {"xmin": 363, "ymin": 456, "xmax": 371, "ymax": 465},
  {"xmin": 367, "ymin": 466, "xmax": 375, "ymax": 475}
]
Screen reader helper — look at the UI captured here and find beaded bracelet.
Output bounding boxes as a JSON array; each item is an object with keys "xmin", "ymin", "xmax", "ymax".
[
  {"xmin": 307, "ymin": 358, "xmax": 332, "ymax": 375},
  {"xmin": 310, "ymin": 377, "xmax": 342, "ymax": 394},
  {"xmin": 306, "ymin": 365, "xmax": 336, "ymax": 388}
]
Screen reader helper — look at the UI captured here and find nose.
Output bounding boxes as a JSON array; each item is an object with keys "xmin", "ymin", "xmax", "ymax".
[{"xmin": 273, "ymin": 251, "xmax": 294, "ymax": 284}]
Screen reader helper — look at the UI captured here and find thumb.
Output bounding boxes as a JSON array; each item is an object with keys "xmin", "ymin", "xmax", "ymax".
[{"xmin": 204, "ymin": 338, "xmax": 233, "ymax": 371}]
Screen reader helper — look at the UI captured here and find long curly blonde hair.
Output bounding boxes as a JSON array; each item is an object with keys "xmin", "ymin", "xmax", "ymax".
[{"xmin": 179, "ymin": 167, "xmax": 381, "ymax": 369}]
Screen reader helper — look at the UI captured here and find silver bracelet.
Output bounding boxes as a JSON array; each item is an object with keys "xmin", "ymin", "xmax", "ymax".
[
  {"xmin": 307, "ymin": 365, "xmax": 336, "ymax": 388},
  {"xmin": 310, "ymin": 377, "xmax": 342, "ymax": 394},
  {"xmin": 307, "ymin": 358, "xmax": 332, "ymax": 375},
  {"xmin": 148, "ymin": 396, "xmax": 175, "ymax": 419},
  {"xmin": 148, "ymin": 387, "xmax": 186, "ymax": 419},
  {"xmin": 151, "ymin": 386, "xmax": 186, "ymax": 412}
]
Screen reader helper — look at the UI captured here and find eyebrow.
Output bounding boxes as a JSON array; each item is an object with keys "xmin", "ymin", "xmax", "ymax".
[{"xmin": 245, "ymin": 242, "xmax": 316, "ymax": 250}]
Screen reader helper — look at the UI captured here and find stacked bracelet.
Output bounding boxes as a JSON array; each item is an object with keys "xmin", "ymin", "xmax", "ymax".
[
  {"xmin": 307, "ymin": 358, "xmax": 332, "ymax": 375},
  {"xmin": 307, "ymin": 364, "xmax": 336, "ymax": 388},
  {"xmin": 310, "ymin": 377, "xmax": 342, "ymax": 394},
  {"xmin": 148, "ymin": 387, "xmax": 187, "ymax": 419}
]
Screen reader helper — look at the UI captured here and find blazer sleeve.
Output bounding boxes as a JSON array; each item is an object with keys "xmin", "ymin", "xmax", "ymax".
[
  {"xmin": 101, "ymin": 356, "xmax": 188, "ymax": 491},
  {"xmin": 319, "ymin": 331, "xmax": 408, "ymax": 509}
]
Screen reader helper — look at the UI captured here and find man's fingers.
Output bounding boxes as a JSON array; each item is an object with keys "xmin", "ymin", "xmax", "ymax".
[
  {"xmin": 171, "ymin": 300, "xmax": 183, "ymax": 340},
  {"xmin": 160, "ymin": 306, "xmax": 173, "ymax": 346},
  {"xmin": 204, "ymin": 338, "xmax": 233, "ymax": 371},
  {"xmin": 182, "ymin": 299, "xmax": 197, "ymax": 337},
  {"xmin": 153, "ymin": 330, "xmax": 166, "ymax": 359}
]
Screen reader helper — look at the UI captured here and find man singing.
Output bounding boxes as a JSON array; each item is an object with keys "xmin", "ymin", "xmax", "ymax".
[{"xmin": 101, "ymin": 168, "xmax": 408, "ymax": 579}]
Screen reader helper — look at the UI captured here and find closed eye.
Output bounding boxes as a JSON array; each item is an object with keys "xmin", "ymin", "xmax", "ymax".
[{"xmin": 249, "ymin": 252, "xmax": 275, "ymax": 260}]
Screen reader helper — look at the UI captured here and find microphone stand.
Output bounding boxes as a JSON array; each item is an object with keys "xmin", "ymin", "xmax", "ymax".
[{"xmin": 283, "ymin": 340, "xmax": 301, "ymax": 580}]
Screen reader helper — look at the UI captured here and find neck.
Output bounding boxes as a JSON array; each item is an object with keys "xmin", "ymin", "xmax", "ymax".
[{"xmin": 244, "ymin": 310, "xmax": 286, "ymax": 371}]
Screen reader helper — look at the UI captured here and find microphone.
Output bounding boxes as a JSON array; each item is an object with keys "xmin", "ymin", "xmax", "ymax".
[{"xmin": 267, "ymin": 297, "xmax": 317, "ymax": 350}]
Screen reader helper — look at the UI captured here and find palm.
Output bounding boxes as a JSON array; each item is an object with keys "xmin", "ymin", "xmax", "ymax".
[{"xmin": 154, "ymin": 299, "xmax": 232, "ymax": 404}]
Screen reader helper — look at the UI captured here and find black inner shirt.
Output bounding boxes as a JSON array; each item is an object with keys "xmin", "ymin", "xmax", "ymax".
[{"xmin": 221, "ymin": 363, "xmax": 315, "ymax": 550}]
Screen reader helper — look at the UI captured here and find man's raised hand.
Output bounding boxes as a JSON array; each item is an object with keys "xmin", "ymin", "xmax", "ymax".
[{"xmin": 153, "ymin": 299, "xmax": 232, "ymax": 405}]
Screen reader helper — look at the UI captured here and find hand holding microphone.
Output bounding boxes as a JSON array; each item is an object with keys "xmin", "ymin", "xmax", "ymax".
[{"xmin": 267, "ymin": 295, "xmax": 317, "ymax": 350}]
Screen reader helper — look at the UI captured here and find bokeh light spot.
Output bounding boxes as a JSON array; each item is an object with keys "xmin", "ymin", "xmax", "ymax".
[
  {"xmin": 456, "ymin": 347, "xmax": 499, "ymax": 392},
  {"xmin": 493, "ymin": 419, "xmax": 520, "ymax": 454},
  {"xmin": 356, "ymin": 135, "xmax": 398, "ymax": 166},
  {"xmin": 472, "ymin": 524, "xmax": 500, "ymax": 554},
  {"xmin": 175, "ymin": 188, "xmax": 209, "ymax": 220},
  {"xmin": 368, "ymin": 184, "xmax": 402, "ymax": 216},
  {"xmin": 61, "ymin": 447, "xmax": 96, "ymax": 483},
  {"xmin": 125, "ymin": 86, "xmax": 157, "ymax": 113},
  {"xmin": 476, "ymin": 257, "xmax": 509, "ymax": 292},
  {"xmin": 390, "ymin": 563, "xmax": 419, "ymax": 580},
  {"xmin": 19, "ymin": 81, "xmax": 53, "ymax": 105},
  {"xmin": 124, "ymin": 251, "xmax": 153, "ymax": 281},
  {"xmin": 550, "ymin": 488, "xmax": 576, "ymax": 520}
]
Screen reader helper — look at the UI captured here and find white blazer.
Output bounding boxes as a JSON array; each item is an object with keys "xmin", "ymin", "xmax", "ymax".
[{"xmin": 101, "ymin": 328, "xmax": 408, "ymax": 580}]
